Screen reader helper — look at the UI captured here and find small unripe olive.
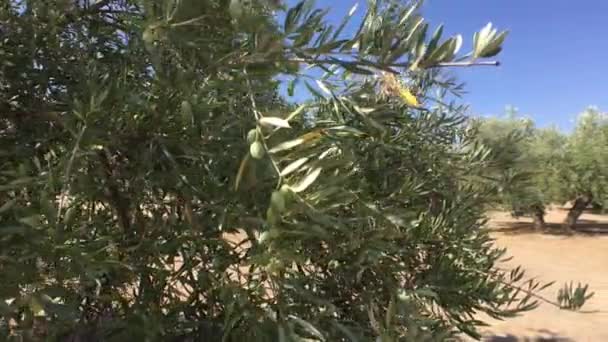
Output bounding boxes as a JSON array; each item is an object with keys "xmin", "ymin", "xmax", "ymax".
[
  {"xmin": 270, "ymin": 190, "xmax": 286, "ymax": 213},
  {"xmin": 249, "ymin": 141, "xmax": 265, "ymax": 159},
  {"xmin": 246, "ymin": 129, "xmax": 258, "ymax": 144},
  {"xmin": 266, "ymin": 207, "xmax": 280, "ymax": 225}
]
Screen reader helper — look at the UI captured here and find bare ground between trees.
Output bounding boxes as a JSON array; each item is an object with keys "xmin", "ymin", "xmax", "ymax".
[
  {"xmin": 214, "ymin": 207, "xmax": 608, "ymax": 341},
  {"xmin": 476, "ymin": 208, "xmax": 608, "ymax": 341},
  {"xmin": 216, "ymin": 207, "xmax": 608, "ymax": 341},
  {"xmin": 51, "ymin": 207, "xmax": 607, "ymax": 340}
]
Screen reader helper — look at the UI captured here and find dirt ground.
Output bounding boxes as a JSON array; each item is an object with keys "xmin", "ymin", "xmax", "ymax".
[
  {"xmin": 477, "ymin": 207, "xmax": 608, "ymax": 342},
  {"xmin": 218, "ymin": 207, "xmax": 608, "ymax": 341}
]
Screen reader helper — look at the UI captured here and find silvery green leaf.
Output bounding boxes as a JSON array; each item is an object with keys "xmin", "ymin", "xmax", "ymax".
[
  {"xmin": 281, "ymin": 157, "xmax": 309, "ymax": 176},
  {"xmin": 285, "ymin": 104, "xmax": 306, "ymax": 122},
  {"xmin": 288, "ymin": 315, "xmax": 325, "ymax": 341},
  {"xmin": 426, "ymin": 24, "xmax": 444, "ymax": 55},
  {"xmin": 269, "ymin": 137, "xmax": 306, "ymax": 153},
  {"xmin": 292, "ymin": 167, "xmax": 322, "ymax": 193},
  {"xmin": 315, "ymin": 80, "xmax": 332, "ymax": 96},
  {"xmin": 479, "ymin": 22, "xmax": 494, "ymax": 42},
  {"xmin": 398, "ymin": 4, "xmax": 419, "ymax": 26},
  {"xmin": 425, "ymin": 38, "xmax": 454, "ymax": 65},
  {"xmin": 404, "ymin": 17, "xmax": 425, "ymax": 43},
  {"xmin": 453, "ymin": 34, "xmax": 463, "ymax": 55},
  {"xmin": 259, "ymin": 117, "xmax": 291, "ymax": 128},
  {"xmin": 478, "ymin": 30, "xmax": 509, "ymax": 58}
]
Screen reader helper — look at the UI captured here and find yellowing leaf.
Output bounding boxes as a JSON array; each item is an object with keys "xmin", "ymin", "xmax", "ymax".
[
  {"xmin": 399, "ymin": 87, "xmax": 419, "ymax": 107},
  {"xmin": 300, "ymin": 130, "xmax": 324, "ymax": 142}
]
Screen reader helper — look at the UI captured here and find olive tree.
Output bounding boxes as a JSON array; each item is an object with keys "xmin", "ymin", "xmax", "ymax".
[
  {"xmin": 0, "ymin": 0, "xmax": 592, "ymax": 341},
  {"xmin": 559, "ymin": 107, "xmax": 608, "ymax": 229},
  {"xmin": 474, "ymin": 106, "xmax": 608, "ymax": 231},
  {"xmin": 472, "ymin": 110, "xmax": 550, "ymax": 229}
]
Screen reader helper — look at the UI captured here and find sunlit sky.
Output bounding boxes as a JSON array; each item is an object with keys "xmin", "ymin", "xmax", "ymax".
[{"xmin": 282, "ymin": 0, "xmax": 608, "ymax": 131}]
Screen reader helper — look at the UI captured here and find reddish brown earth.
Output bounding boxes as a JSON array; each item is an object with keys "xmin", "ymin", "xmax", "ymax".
[{"xmin": 477, "ymin": 207, "xmax": 608, "ymax": 342}]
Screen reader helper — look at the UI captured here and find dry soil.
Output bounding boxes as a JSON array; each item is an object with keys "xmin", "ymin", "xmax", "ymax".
[{"xmin": 478, "ymin": 207, "xmax": 608, "ymax": 342}]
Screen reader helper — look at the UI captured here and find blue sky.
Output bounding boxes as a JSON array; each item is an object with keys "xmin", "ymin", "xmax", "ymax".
[{"xmin": 283, "ymin": 0, "xmax": 608, "ymax": 131}]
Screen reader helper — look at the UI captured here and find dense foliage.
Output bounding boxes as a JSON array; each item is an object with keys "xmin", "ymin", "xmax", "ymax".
[
  {"xmin": 0, "ymin": 0, "xmax": 593, "ymax": 341},
  {"xmin": 557, "ymin": 107, "xmax": 608, "ymax": 227},
  {"xmin": 472, "ymin": 110, "xmax": 546, "ymax": 227},
  {"xmin": 474, "ymin": 106, "xmax": 608, "ymax": 230}
]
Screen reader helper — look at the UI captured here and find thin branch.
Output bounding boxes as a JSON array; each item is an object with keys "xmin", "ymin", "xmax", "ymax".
[
  {"xmin": 288, "ymin": 57, "xmax": 399, "ymax": 74},
  {"xmin": 244, "ymin": 69, "xmax": 283, "ymax": 189},
  {"xmin": 97, "ymin": 148, "xmax": 132, "ymax": 236},
  {"xmin": 287, "ymin": 56, "xmax": 500, "ymax": 74},
  {"xmin": 56, "ymin": 124, "xmax": 87, "ymax": 220},
  {"xmin": 433, "ymin": 61, "xmax": 500, "ymax": 68},
  {"xmin": 170, "ymin": 16, "xmax": 207, "ymax": 28},
  {"xmin": 469, "ymin": 267, "xmax": 594, "ymax": 313},
  {"xmin": 495, "ymin": 277, "xmax": 561, "ymax": 308},
  {"xmin": 1, "ymin": 103, "xmax": 66, "ymax": 127},
  {"xmin": 86, "ymin": 0, "xmax": 112, "ymax": 13}
]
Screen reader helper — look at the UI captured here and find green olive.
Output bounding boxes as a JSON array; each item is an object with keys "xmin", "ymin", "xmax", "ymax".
[
  {"xmin": 266, "ymin": 207, "xmax": 280, "ymax": 225},
  {"xmin": 246, "ymin": 129, "xmax": 258, "ymax": 144},
  {"xmin": 63, "ymin": 207, "xmax": 76, "ymax": 227},
  {"xmin": 249, "ymin": 141, "xmax": 265, "ymax": 159},
  {"xmin": 181, "ymin": 100, "xmax": 193, "ymax": 124},
  {"xmin": 270, "ymin": 190, "xmax": 286, "ymax": 213}
]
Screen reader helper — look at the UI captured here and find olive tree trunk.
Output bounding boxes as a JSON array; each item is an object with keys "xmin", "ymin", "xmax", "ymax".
[
  {"xmin": 531, "ymin": 205, "xmax": 546, "ymax": 230},
  {"xmin": 563, "ymin": 193, "xmax": 593, "ymax": 230}
]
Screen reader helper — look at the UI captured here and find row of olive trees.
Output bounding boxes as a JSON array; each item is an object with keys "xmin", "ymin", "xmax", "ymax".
[
  {"xmin": 0, "ymin": 0, "xmax": 593, "ymax": 340},
  {"xmin": 474, "ymin": 106, "xmax": 608, "ymax": 231}
]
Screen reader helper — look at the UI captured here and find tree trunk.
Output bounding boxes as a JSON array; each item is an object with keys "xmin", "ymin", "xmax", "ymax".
[
  {"xmin": 428, "ymin": 190, "xmax": 442, "ymax": 216},
  {"xmin": 532, "ymin": 205, "xmax": 546, "ymax": 230},
  {"xmin": 564, "ymin": 194, "xmax": 593, "ymax": 231}
]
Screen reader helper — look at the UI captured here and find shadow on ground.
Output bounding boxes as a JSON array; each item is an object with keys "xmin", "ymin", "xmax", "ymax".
[
  {"xmin": 491, "ymin": 219, "xmax": 608, "ymax": 235},
  {"xmin": 484, "ymin": 329, "xmax": 574, "ymax": 342}
]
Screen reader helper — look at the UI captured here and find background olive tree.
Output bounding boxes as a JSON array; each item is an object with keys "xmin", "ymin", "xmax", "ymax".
[
  {"xmin": 558, "ymin": 107, "xmax": 608, "ymax": 228},
  {"xmin": 474, "ymin": 106, "xmax": 607, "ymax": 231},
  {"xmin": 471, "ymin": 108, "xmax": 550, "ymax": 229},
  {"xmin": 0, "ymin": 0, "xmax": 593, "ymax": 341}
]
